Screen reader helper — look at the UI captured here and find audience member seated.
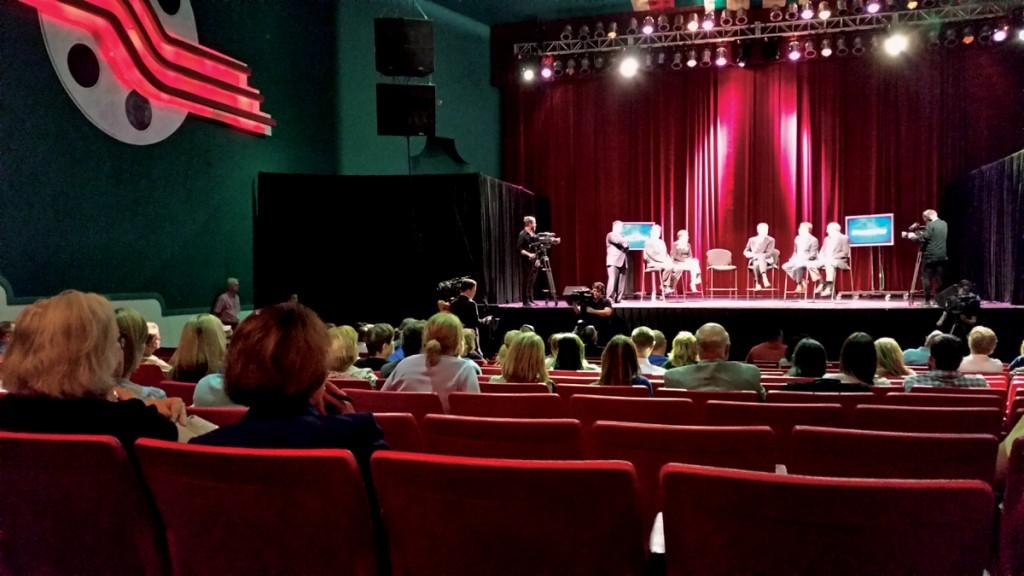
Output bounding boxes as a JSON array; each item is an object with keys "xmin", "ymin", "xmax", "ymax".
[
  {"xmin": 959, "ymin": 326, "xmax": 1003, "ymax": 373},
  {"xmin": 544, "ymin": 332, "xmax": 563, "ymax": 370},
  {"xmin": 745, "ymin": 328, "xmax": 787, "ymax": 365},
  {"xmin": 387, "ymin": 317, "xmax": 417, "ymax": 363},
  {"xmin": 1010, "ymin": 339, "xmax": 1024, "ymax": 372},
  {"xmin": 0, "ymin": 290, "xmax": 182, "ymax": 446},
  {"xmin": 461, "ymin": 329, "xmax": 485, "ymax": 363},
  {"xmin": 325, "ymin": 327, "xmax": 377, "ymax": 387},
  {"xmin": 355, "ymin": 323, "xmax": 394, "ymax": 372},
  {"xmin": 649, "ymin": 330, "xmax": 669, "ymax": 366},
  {"xmin": 580, "ymin": 325, "xmax": 604, "ymax": 357},
  {"xmin": 190, "ymin": 303, "xmax": 386, "ymax": 470},
  {"xmin": 595, "ymin": 336, "xmax": 651, "ymax": 392},
  {"xmin": 141, "ymin": 321, "xmax": 172, "ymax": 375},
  {"xmin": 663, "ymin": 323, "xmax": 765, "ymax": 399},
  {"xmin": 552, "ymin": 334, "xmax": 599, "ymax": 372},
  {"xmin": 489, "ymin": 332, "xmax": 555, "ymax": 391},
  {"xmin": 902, "ymin": 330, "xmax": 943, "ymax": 366},
  {"xmin": 495, "ymin": 329, "xmax": 521, "ymax": 367},
  {"xmin": 631, "ymin": 326, "xmax": 666, "ymax": 375},
  {"xmin": 170, "ymin": 314, "xmax": 226, "ymax": 383},
  {"xmin": 381, "ymin": 320, "xmax": 426, "ymax": 379},
  {"xmin": 383, "ymin": 312, "xmax": 480, "ymax": 411},
  {"xmin": 778, "ymin": 332, "xmax": 811, "ymax": 369},
  {"xmin": 784, "ymin": 338, "xmax": 827, "ymax": 378},
  {"xmin": 822, "ymin": 332, "xmax": 884, "ymax": 388},
  {"xmin": 0, "ymin": 320, "xmax": 16, "ymax": 363},
  {"xmin": 113, "ymin": 308, "xmax": 167, "ymax": 400},
  {"xmin": 664, "ymin": 331, "xmax": 698, "ymax": 369},
  {"xmin": 875, "ymin": 337, "xmax": 916, "ymax": 378},
  {"xmin": 904, "ymin": 334, "xmax": 989, "ymax": 390}
]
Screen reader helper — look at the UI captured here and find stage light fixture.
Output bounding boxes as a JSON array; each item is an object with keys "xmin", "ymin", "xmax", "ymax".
[
  {"xmin": 906, "ymin": 0, "xmax": 918, "ymax": 8},
  {"xmin": 852, "ymin": 36, "xmax": 866, "ymax": 54},
  {"xmin": 658, "ymin": 52, "xmax": 667, "ymax": 66},
  {"xmin": 836, "ymin": 36, "xmax": 850, "ymax": 55},
  {"xmin": 800, "ymin": 1, "xmax": 815, "ymax": 20},
  {"xmin": 852, "ymin": 0, "xmax": 865, "ymax": 13},
  {"xmin": 594, "ymin": 22, "xmax": 606, "ymax": 38},
  {"xmin": 735, "ymin": 42, "xmax": 751, "ymax": 67},
  {"xmin": 553, "ymin": 60, "xmax": 565, "ymax": 77},
  {"xmin": 736, "ymin": 8, "xmax": 749, "ymax": 25},
  {"xmin": 700, "ymin": 47, "xmax": 713, "ymax": 67},
  {"xmin": 607, "ymin": 22, "xmax": 619, "ymax": 38},
  {"xmin": 619, "ymin": 55, "xmax": 640, "ymax": 77},
  {"xmin": 962, "ymin": 26, "xmax": 975, "ymax": 44},
  {"xmin": 580, "ymin": 57, "xmax": 592, "ymax": 75},
  {"xmin": 979, "ymin": 25, "xmax": 993, "ymax": 43},
  {"xmin": 671, "ymin": 52, "xmax": 685, "ymax": 70},
  {"xmin": 644, "ymin": 52, "xmax": 655, "ymax": 69},
  {"xmin": 627, "ymin": 17, "xmax": 639, "ymax": 35},
  {"xmin": 687, "ymin": 13, "xmax": 701, "ymax": 31},
  {"xmin": 686, "ymin": 49, "xmax": 698, "ymax": 68},
  {"xmin": 993, "ymin": 25, "xmax": 1009, "ymax": 42},
  {"xmin": 884, "ymin": 31, "xmax": 909, "ymax": 56},
  {"xmin": 720, "ymin": 10, "xmax": 734, "ymax": 26},
  {"xmin": 560, "ymin": 25, "xmax": 573, "ymax": 41},
  {"xmin": 658, "ymin": 14, "xmax": 671, "ymax": 32},
  {"xmin": 821, "ymin": 38, "xmax": 834, "ymax": 57},
  {"xmin": 541, "ymin": 65, "xmax": 553, "ymax": 79},
  {"xmin": 819, "ymin": 1, "xmax": 832, "ymax": 19},
  {"xmin": 1018, "ymin": 27, "xmax": 1024, "ymax": 42},
  {"xmin": 866, "ymin": 0, "xmax": 881, "ymax": 14},
  {"xmin": 770, "ymin": 7, "xmax": 784, "ymax": 21},
  {"xmin": 804, "ymin": 40, "xmax": 818, "ymax": 57},
  {"xmin": 566, "ymin": 58, "xmax": 577, "ymax": 76},
  {"xmin": 595, "ymin": 54, "xmax": 606, "ymax": 69},
  {"xmin": 884, "ymin": 0, "xmax": 897, "ymax": 11},
  {"xmin": 578, "ymin": 25, "xmax": 591, "ymax": 40},
  {"xmin": 703, "ymin": 11, "xmax": 716, "ymax": 30},
  {"xmin": 944, "ymin": 28, "xmax": 959, "ymax": 47},
  {"xmin": 522, "ymin": 67, "xmax": 536, "ymax": 82},
  {"xmin": 673, "ymin": 14, "xmax": 686, "ymax": 31},
  {"xmin": 788, "ymin": 40, "xmax": 802, "ymax": 60},
  {"xmin": 642, "ymin": 16, "xmax": 656, "ymax": 35},
  {"xmin": 715, "ymin": 46, "xmax": 729, "ymax": 66},
  {"xmin": 927, "ymin": 29, "xmax": 941, "ymax": 48},
  {"xmin": 786, "ymin": 2, "xmax": 800, "ymax": 20}
]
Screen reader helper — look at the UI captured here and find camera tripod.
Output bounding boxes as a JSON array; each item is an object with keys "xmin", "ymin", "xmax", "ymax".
[{"xmin": 535, "ymin": 246, "xmax": 559, "ymax": 306}]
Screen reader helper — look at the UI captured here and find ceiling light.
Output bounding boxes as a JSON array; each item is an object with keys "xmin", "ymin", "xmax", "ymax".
[
  {"xmin": 607, "ymin": 22, "xmax": 618, "ymax": 38},
  {"xmin": 818, "ymin": 1, "xmax": 832, "ymax": 19},
  {"xmin": 619, "ymin": 55, "xmax": 640, "ymax": 77},
  {"xmin": 686, "ymin": 49, "xmax": 698, "ymax": 68},
  {"xmin": 883, "ymin": 32, "xmax": 909, "ymax": 55},
  {"xmin": 788, "ymin": 40, "xmax": 802, "ymax": 60},
  {"xmin": 703, "ymin": 11, "xmax": 716, "ymax": 30},
  {"xmin": 821, "ymin": 38, "xmax": 833, "ymax": 57},
  {"xmin": 715, "ymin": 46, "xmax": 729, "ymax": 66},
  {"xmin": 736, "ymin": 8, "xmax": 749, "ymax": 25},
  {"xmin": 522, "ymin": 68, "xmax": 536, "ymax": 82},
  {"xmin": 687, "ymin": 13, "xmax": 701, "ymax": 32},
  {"xmin": 642, "ymin": 16, "xmax": 656, "ymax": 35}
]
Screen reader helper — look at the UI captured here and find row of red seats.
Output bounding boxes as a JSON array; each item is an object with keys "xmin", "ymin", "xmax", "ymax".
[{"xmin": 0, "ymin": 429, "xmax": 1012, "ymax": 575}]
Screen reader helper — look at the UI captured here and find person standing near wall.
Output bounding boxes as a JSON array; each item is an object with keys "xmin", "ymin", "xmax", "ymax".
[{"xmin": 212, "ymin": 277, "xmax": 241, "ymax": 330}]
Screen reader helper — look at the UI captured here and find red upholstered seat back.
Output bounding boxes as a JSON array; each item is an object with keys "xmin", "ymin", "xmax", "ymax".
[
  {"xmin": 421, "ymin": 414, "xmax": 583, "ymax": 460},
  {"xmin": 156, "ymin": 380, "xmax": 196, "ymax": 405},
  {"xmin": 131, "ymin": 363, "xmax": 166, "ymax": 386},
  {"xmin": 448, "ymin": 392, "xmax": 567, "ymax": 418},
  {"xmin": 555, "ymin": 383, "xmax": 649, "ymax": 401},
  {"xmin": 703, "ymin": 401, "xmax": 844, "ymax": 462},
  {"xmin": 371, "ymin": 412, "xmax": 424, "ymax": 451},
  {"xmin": 883, "ymin": 392, "xmax": 1005, "ymax": 409},
  {"xmin": 1001, "ymin": 438, "xmax": 1024, "ymax": 576},
  {"xmin": 852, "ymin": 405, "xmax": 1003, "ymax": 436},
  {"xmin": 479, "ymin": 382, "xmax": 550, "ymax": 394},
  {"xmin": 186, "ymin": 406, "xmax": 247, "ymax": 427},
  {"xmin": 569, "ymin": 395, "xmax": 697, "ymax": 426},
  {"xmin": 343, "ymin": 389, "xmax": 444, "ymax": 421}
]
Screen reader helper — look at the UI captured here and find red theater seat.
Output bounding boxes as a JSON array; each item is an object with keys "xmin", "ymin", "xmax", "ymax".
[
  {"xmin": 653, "ymin": 388, "xmax": 761, "ymax": 404},
  {"xmin": 343, "ymin": 389, "xmax": 444, "ymax": 421},
  {"xmin": 448, "ymin": 392, "xmax": 567, "ymax": 418},
  {"xmin": 136, "ymin": 439, "xmax": 376, "ymax": 576},
  {"xmin": 766, "ymin": 391, "xmax": 882, "ymax": 411},
  {"xmin": 852, "ymin": 405, "xmax": 1003, "ymax": 436},
  {"xmin": 910, "ymin": 385, "xmax": 1007, "ymax": 399},
  {"xmin": 479, "ymin": 382, "xmax": 550, "ymax": 394},
  {"xmin": 789, "ymin": 425, "xmax": 998, "ymax": 484},
  {"xmin": 131, "ymin": 363, "xmax": 166, "ymax": 386},
  {"xmin": 421, "ymin": 415, "xmax": 582, "ymax": 460},
  {"xmin": 661, "ymin": 463, "xmax": 994, "ymax": 576},
  {"xmin": 370, "ymin": 412, "xmax": 423, "ymax": 451},
  {"xmin": 589, "ymin": 422, "xmax": 775, "ymax": 526},
  {"xmin": 156, "ymin": 380, "xmax": 196, "ymax": 405},
  {"xmin": 1001, "ymin": 437, "xmax": 1024, "ymax": 576},
  {"xmin": 703, "ymin": 401, "xmax": 845, "ymax": 462},
  {"xmin": 0, "ymin": 432, "xmax": 167, "ymax": 576},
  {"xmin": 569, "ymin": 395, "xmax": 697, "ymax": 426},
  {"xmin": 327, "ymin": 377, "xmax": 373, "ymax": 390},
  {"xmin": 372, "ymin": 451, "xmax": 645, "ymax": 576},
  {"xmin": 186, "ymin": 406, "xmax": 247, "ymax": 427},
  {"xmin": 883, "ymin": 392, "xmax": 1005, "ymax": 409},
  {"xmin": 555, "ymin": 383, "xmax": 649, "ymax": 401}
]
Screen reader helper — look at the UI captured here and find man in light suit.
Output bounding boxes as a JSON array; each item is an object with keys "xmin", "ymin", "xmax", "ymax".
[
  {"xmin": 644, "ymin": 224, "xmax": 683, "ymax": 295},
  {"xmin": 663, "ymin": 323, "xmax": 765, "ymax": 399},
  {"xmin": 605, "ymin": 220, "xmax": 630, "ymax": 303},
  {"xmin": 809, "ymin": 222, "xmax": 850, "ymax": 297},
  {"xmin": 672, "ymin": 229, "xmax": 702, "ymax": 293},
  {"xmin": 743, "ymin": 223, "xmax": 776, "ymax": 290},
  {"xmin": 782, "ymin": 222, "xmax": 819, "ymax": 291}
]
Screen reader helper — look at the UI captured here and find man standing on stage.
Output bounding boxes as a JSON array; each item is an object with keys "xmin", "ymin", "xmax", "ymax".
[
  {"xmin": 905, "ymin": 209, "xmax": 948, "ymax": 306},
  {"xmin": 810, "ymin": 222, "xmax": 851, "ymax": 297},
  {"xmin": 644, "ymin": 224, "xmax": 683, "ymax": 295},
  {"xmin": 672, "ymin": 229, "xmax": 702, "ymax": 293},
  {"xmin": 782, "ymin": 222, "xmax": 819, "ymax": 292},
  {"xmin": 605, "ymin": 220, "xmax": 630, "ymax": 303},
  {"xmin": 518, "ymin": 216, "xmax": 539, "ymax": 307},
  {"xmin": 743, "ymin": 223, "xmax": 776, "ymax": 290}
]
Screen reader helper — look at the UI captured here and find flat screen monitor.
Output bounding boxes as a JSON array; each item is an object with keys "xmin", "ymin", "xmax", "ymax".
[
  {"xmin": 845, "ymin": 213, "xmax": 894, "ymax": 247},
  {"xmin": 621, "ymin": 222, "xmax": 656, "ymax": 250}
]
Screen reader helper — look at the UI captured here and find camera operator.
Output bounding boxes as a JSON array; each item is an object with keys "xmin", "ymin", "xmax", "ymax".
[
  {"xmin": 572, "ymin": 282, "xmax": 613, "ymax": 332},
  {"xmin": 937, "ymin": 279, "xmax": 980, "ymax": 341},
  {"xmin": 518, "ymin": 216, "xmax": 539, "ymax": 307},
  {"xmin": 449, "ymin": 278, "xmax": 492, "ymax": 354}
]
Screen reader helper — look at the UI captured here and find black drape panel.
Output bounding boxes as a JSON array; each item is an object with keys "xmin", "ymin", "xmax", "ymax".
[
  {"xmin": 947, "ymin": 150, "xmax": 1024, "ymax": 304},
  {"xmin": 479, "ymin": 175, "xmax": 536, "ymax": 306}
]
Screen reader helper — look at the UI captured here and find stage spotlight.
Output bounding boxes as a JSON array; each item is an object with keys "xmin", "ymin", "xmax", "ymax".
[
  {"xmin": 788, "ymin": 40, "xmax": 802, "ymax": 60},
  {"xmin": 561, "ymin": 25, "xmax": 573, "ymax": 41},
  {"xmin": 836, "ymin": 36, "xmax": 850, "ymax": 55},
  {"xmin": 736, "ymin": 8, "xmax": 749, "ymax": 25},
  {"xmin": 819, "ymin": 1, "xmax": 832, "ymax": 19},
  {"xmin": 522, "ymin": 67, "xmax": 536, "ymax": 82},
  {"xmin": 619, "ymin": 55, "xmax": 640, "ymax": 77},
  {"xmin": 580, "ymin": 57, "xmax": 592, "ymax": 75},
  {"xmin": 541, "ymin": 65, "xmax": 553, "ymax": 79},
  {"xmin": 553, "ymin": 60, "xmax": 565, "ymax": 76},
  {"xmin": 644, "ymin": 52, "xmax": 655, "ymax": 69},
  {"xmin": 801, "ymin": 1, "xmax": 815, "ymax": 20},
  {"xmin": 673, "ymin": 14, "xmax": 686, "ymax": 31},
  {"xmin": 852, "ymin": 36, "xmax": 866, "ymax": 54},
  {"xmin": 866, "ymin": 0, "xmax": 881, "ymax": 14},
  {"xmin": 700, "ymin": 47, "xmax": 713, "ymax": 67},
  {"xmin": 687, "ymin": 13, "xmax": 701, "ymax": 31},
  {"xmin": 786, "ymin": 2, "xmax": 800, "ymax": 20},
  {"xmin": 686, "ymin": 49, "xmax": 698, "ymax": 68},
  {"xmin": 703, "ymin": 11, "xmax": 716, "ymax": 30},
  {"xmin": 642, "ymin": 16, "xmax": 656, "ymax": 35},
  {"xmin": 770, "ymin": 7, "xmax": 784, "ymax": 21},
  {"xmin": 979, "ymin": 25, "xmax": 993, "ymax": 43},
  {"xmin": 1018, "ymin": 27, "xmax": 1024, "ymax": 42},
  {"xmin": 927, "ymin": 29, "xmax": 940, "ymax": 48},
  {"xmin": 715, "ymin": 46, "xmax": 729, "ymax": 66},
  {"xmin": 594, "ymin": 22, "xmax": 606, "ymax": 38},
  {"xmin": 852, "ymin": 0, "xmax": 865, "ymax": 13},
  {"xmin": 566, "ymin": 58, "xmax": 578, "ymax": 76},
  {"xmin": 578, "ymin": 25, "xmax": 591, "ymax": 40},
  {"xmin": 657, "ymin": 15, "xmax": 670, "ymax": 32},
  {"xmin": 671, "ymin": 52, "xmax": 685, "ymax": 70},
  {"xmin": 607, "ymin": 22, "xmax": 619, "ymax": 38},
  {"xmin": 627, "ymin": 17, "xmax": 639, "ymax": 35},
  {"xmin": 906, "ymin": 0, "xmax": 918, "ymax": 8},
  {"xmin": 735, "ymin": 43, "xmax": 751, "ymax": 67},
  {"xmin": 804, "ymin": 40, "xmax": 817, "ymax": 57},
  {"xmin": 721, "ymin": 10, "xmax": 734, "ymax": 26},
  {"xmin": 993, "ymin": 25, "xmax": 1009, "ymax": 42},
  {"xmin": 962, "ymin": 26, "xmax": 975, "ymax": 44},
  {"xmin": 883, "ymin": 32, "xmax": 909, "ymax": 56},
  {"xmin": 821, "ymin": 38, "xmax": 834, "ymax": 57}
]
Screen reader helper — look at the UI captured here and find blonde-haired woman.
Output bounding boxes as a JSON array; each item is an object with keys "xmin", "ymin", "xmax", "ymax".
[
  {"xmin": 491, "ymin": 332, "xmax": 554, "ymax": 390},
  {"xmin": 170, "ymin": 313, "xmax": 227, "ymax": 383},
  {"xmin": 114, "ymin": 307, "xmax": 168, "ymax": 400},
  {"xmin": 383, "ymin": 312, "xmax": 479, "ymax": 410},
  {"xmin": 0, "ymin": 290, "xmax": 183, "ymax": 446},
  {"xmin": 665, "ymin": 331, "xmax": 698, "ymax": 368},
  {"xmin": 495, "ymin": 329, "xmax": 522, "ymax": 366},
  {"xmin": 875, "ymin": 337, "xmax": 915, "ymax": 378},
  {"xmin": 327, "ymin": 326, "xmax": 377, "ymax": 388}
]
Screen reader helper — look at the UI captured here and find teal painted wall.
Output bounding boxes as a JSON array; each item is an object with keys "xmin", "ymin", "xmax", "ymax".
[{"xmin": 336, "ymin": 0, "xmax": 500, "ymax": 177}]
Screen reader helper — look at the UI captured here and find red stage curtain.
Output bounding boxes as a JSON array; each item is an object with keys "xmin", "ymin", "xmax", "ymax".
[{"xmin": 503, "ymin": 50, "xmax": 1024, "ymax": 293}]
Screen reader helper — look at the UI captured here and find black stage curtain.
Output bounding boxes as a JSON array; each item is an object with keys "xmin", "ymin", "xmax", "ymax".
[
  {"xmin": 254, "ymin": 173, "xmax": 535, "ymax": 324},
  {"xmin": 947, "ymin": 149, "xmax": 1024, "ymax": 304}
]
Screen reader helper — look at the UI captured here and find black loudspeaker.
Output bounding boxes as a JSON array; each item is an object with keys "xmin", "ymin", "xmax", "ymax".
[
  {"xmin": 375, "ymin": 18, "xmax": 434, "ymax": 77},
  {"xmin": 376, "ymin": 84, "xmax": 436, "ymax": 136}
]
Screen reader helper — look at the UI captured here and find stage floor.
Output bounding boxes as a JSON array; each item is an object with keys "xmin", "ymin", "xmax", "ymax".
[{"xmin": 502, "ymin": 298, "xmax": 1022, "ymax": 311}]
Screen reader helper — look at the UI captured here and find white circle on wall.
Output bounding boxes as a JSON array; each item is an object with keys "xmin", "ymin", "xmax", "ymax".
[{"xmin": 38, "ymin": 0, "xmax": 199, "ymax": 145}]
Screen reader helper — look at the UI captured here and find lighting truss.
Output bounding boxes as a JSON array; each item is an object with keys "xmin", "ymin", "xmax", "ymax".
[{"xmin": 512, "ymin": 1, "xmax": 1018, "ymax": 57}]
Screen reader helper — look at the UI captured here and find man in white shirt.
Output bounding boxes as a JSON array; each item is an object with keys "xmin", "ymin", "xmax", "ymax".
[
  {"xmin": 644, "ymin": 225, "xmax": 683, "ymax": 295},
  {"xmin": 631, "ymin": 326, "xmax": 666, "ymax": 375},
  {"xmin": 959, "ymin": 326, "xmax": 1004, "ymax": 373},
  {"xmin": 213, "ymin": 277, "xmax": 241, "ymax": 329}
]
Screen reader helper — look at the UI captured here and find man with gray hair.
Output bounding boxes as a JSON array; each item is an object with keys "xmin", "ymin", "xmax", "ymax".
[
  {"xmin": 903, "ymin": 209, "xmax": 948, "ymax": 306},
  {"xmin": 212, "ymin": 277, "xmax": 241, "ymax": 329},
  {"xmin": 663, "ymin": 322, "xmax": 764, "ymax": 398},
  {"xmin": 902, "ymin": 329, "xmax": 944, "ymax": 367}
]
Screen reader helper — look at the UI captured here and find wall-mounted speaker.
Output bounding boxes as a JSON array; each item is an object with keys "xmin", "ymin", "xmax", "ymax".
[
  {"xmin": 374, "ymin": 18, "xmax": 435, "ymax": 77},
  {"xmin": 376, "ymin": 83, "xmax": 436, "ymax": 136}
]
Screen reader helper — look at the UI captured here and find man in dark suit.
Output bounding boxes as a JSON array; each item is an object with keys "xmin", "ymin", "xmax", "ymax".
[
  {"xmin": 905, "ymin": 209, "xmax": 948, "ymax": 305},
  {"xmin": 743, "ymin": 223, "xmax": 776, "ymax": 290},
  {"xmin": 449, "ymin": 278, "xmax": 491, "ymax": 354},
  {"xmin": 809, "ymin": 222, "xmax": 851, "ymax": 297},
  {"xmin": 663, "ymin": 323, "xmax": 765, "ymax": 399},
  {"xmin": 518, "ymin": 216, "xmax": 539, "ymax": 307},
  {"xmin": 605, "ymin": 221, "xmax": 630, "ymax": 303}
]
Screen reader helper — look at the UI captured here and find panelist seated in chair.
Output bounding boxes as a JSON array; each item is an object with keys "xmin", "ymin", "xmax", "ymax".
[
  {"xmin": 743, "ymin": 223, "xmax": 776, "ymax": 290},
  {"xmin": 809, "ymin": 222, "xmax": 850, "ymax": 297},
  {"xmin": 643, "ymin": 224, "xmax": 683, "ymax": 295},
  {"xmin": 782, "ymin": 222, "xmax": 819, "ymax": 292},
  {"xmin": 671, "ymin": 229, "xmax": 702, "ymax": 293},
  {"xmin": 663, "ymin": 323, "xmax": 765, "ymax": 399}
]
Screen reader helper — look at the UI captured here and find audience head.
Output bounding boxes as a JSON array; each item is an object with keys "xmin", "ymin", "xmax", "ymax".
[
  {"xmin": 224, "ymin": 303, "xmax": 329, "ymax": 406},
  {"xmin": 462, "ymin": 329, "xmax": 478, "ymax": 357},
  {"xmin": 144, "ymin": 322, "xmax": 161, "ymax": 356},
  {"xmin": 365, "ymin": 323, "xmax": 395, "ymax": 358},
  {"xmin": 757, "ymin": 222, "xmax": 769, "ymax": 236},
  {"xmin": 598, "ymin": 335, "xmax": 641, "ymax": 386},
  {"xmin": 2, "ymin": 290, "xmax": 119, "ymax": 398},
  {"xmin": 924, "ymin": 330, "xmax": 944, "ymax": 348},
  {"xmin": 630, "ymin": 326, "xmax": 656, "ymax": 358},
  {"xmin": 497, "ymin": 329, "xmax": 522, "ymax": 365},
  {"xmin": 460, "ymin": 279, "xmax": 477, "ymax": 298},
  {"xmin": 789, "ymin": 338, "xmax": 827, "ymax": 378},
  {"xmin": 553, "ymin": 334, "xmax": 587, "ymax": 371},
  {"xmin": 501, "ymin": 332, "xmax": 548, "ymax": 384},
  {"xmin": 327, "ymin": 326, "xmax": 360, "ymax": 372},
  {"xmin": 767, "ymin": 328, "xmax": 784, "ymax": 343},
  {"xmin": 652, "ymin": 330, "xmax": 667, "ymax": 355},
  {"xmin": 695, "ymin": 323, "xmax": 730, "ymax": 361},
  {"xmin": 826, "ymin": 222, "xmax": 841, "ymax": 236},
  {"xmin": 172, "ymin": 313, "xmax": 227, "ymax": 378},
  {"xmin": 839, "ymin": 332, "xmax": 877, "ymax": 385},
  {"xmin": 929, "ymin": 334, "xmax": 964, "ymax": 371},
  {"xmin": 582, "ymin": 325, "xmax": 599, "ymax": 345},
  {"xmin": 547, "ymin": 332, "xmax": 563, "ymax": 358},
  {"xmin": 226, "ymin": 277, "xmax": 240, "ymax": 293},
  {"xmin": 400, "ymin": 320, "xmax": 426, "ymax": 357},
  {"xmin": 519, "ymin": 324, "xmax": 535, "ymax": 333},
  {"xmin": 668, "ymin": 331, "xmax": 697, "ymax": 367},
  {"xmin": 874, "ymin": 337, "xmax": 911, "ymax": 377},
  {"xmin": 967, "ymin": 326, "xmax": 997, "ymax": 356},
  {"xmin": 422, "ymin": 313, "xmax": 464, "ymax": 367},
  {"xmin": 0, "ymin": 321, "xmax": 14, "ymax": 345},
  {"xmin": 114, "ymin": 307, "xmax": 149, "ymax": 379}
]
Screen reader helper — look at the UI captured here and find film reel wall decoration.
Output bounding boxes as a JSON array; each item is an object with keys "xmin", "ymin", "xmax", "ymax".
[{"xmin": 20, "ymin": 0, "xmax": 275, "ymax": 145}]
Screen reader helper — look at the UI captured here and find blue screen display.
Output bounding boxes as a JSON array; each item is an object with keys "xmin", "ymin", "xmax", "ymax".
[
  {"xmin": 845, "ymin": 213, "xmax": 894, "ymax": 247},
  {"xmin": 621, "ymin": 222, "xmax": 656, "ymax": 250}
]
